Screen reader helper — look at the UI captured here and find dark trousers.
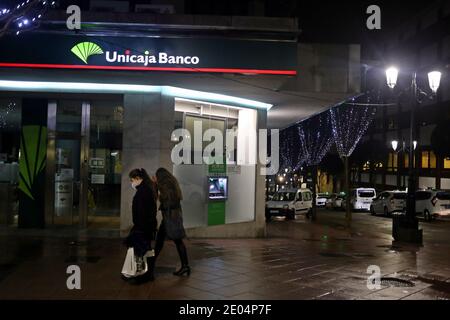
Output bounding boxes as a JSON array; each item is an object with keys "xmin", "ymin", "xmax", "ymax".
[{"xmin": 154, "ymin": 223, "xmax": 189, "ymax": 267}]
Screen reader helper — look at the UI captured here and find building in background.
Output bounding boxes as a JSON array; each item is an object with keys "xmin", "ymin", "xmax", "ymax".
[
  {"xmin": 0, "ymin": 4, "xmax": 300, "ymax": 237},
  {"xmin": 353, "ymin": 1, "xmax": 450, "ymax": 191}
]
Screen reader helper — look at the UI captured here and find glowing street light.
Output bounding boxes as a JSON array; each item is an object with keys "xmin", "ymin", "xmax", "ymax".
[
  {"xmin": 391, "ymin": 140, "xmax": 399, "ymax": 151},
  {"xmin": 428, "ymin": 71, "xmax": 442, "ymax": 93},
  {"xmin": 386, "ymin": 67, "xmax": 399, "ymax": 89}
]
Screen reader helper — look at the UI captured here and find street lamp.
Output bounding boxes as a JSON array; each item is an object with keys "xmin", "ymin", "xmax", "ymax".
[
  {"xmin": 386, "ymin": 66, "xmax": 442, "ymax": 243},
  {"xmin": 428, "ymin": 71, "xmax": 442, "ymax": 93},
  {"xmin": 390, "ymin": 139, "xmax": 418, "ymax": 189},
  {"xmin": 391, "ymin": 140, "xmax": 399, "ymax": 152},
  {"xmin": 386, "ymin": 67, "xmax": 399, "ymax": 89},
  {"xmin": 391, "ymin": 139, "xmax": 417, "ymax": 152}
]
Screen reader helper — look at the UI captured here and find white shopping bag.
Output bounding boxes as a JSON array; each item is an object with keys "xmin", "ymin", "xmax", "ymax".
[{"xmin": 121, "ymin": 248, "xmax": 155, "ymax": 278}]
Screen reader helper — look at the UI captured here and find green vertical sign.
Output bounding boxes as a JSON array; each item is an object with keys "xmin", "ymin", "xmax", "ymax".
[{"xmin": 18, "ymin": 99, "xmax": 48, "ymax": 228}]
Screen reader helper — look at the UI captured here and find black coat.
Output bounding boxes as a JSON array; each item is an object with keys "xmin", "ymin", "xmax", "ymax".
[
  {"xmin": 125, "ymin": 183, "xmax": 157, "ymax": 256},
  {"xmin": 130, "ymin": 183, "xmax": 157, "ymax": 238}
]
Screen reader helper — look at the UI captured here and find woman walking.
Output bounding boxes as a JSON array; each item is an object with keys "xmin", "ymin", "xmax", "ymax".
[
  {"xmin": 152, "ymin": 167, "xmax": 190, "ymax": 276},
  {"xmin": 124, "ymin": 168, "xmax": 158, "ymax": 284}
]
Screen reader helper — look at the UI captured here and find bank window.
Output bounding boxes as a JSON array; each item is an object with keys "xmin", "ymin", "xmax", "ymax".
[
  {"xmin": 421, "ymin": 150, "xmax": 437, "ymax": 169},
  {"xmin": 430, "ymin": 151, "xmax": 437, "ymax": 168},
  {"xmin": 445, "ymin": 158, "xmax": 450, "ymax": 169},
  {"xmin": 0, "ymin": 98, "xmax": 21, "ymax": 226},
  {"xmin": 422, "ymin": 151, "xmax": 429, "ymax": 168},
  {"xmin": 185, "ymin": 115, "xmax": 226, "ymax": 158},
  {"xmin": 387, "ymin": 152, "xmax": 398, "ymax": 172},
  {"xmin": 87, "ymin": 100, "xmax": 123, "ymax": 226}
]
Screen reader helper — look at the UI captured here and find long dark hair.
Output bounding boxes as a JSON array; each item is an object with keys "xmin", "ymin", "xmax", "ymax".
[
  {"xmin": 155, "ymin": 167, "xmax": 183, "ymax": 203},
  {"xmin": 129, "ymin": 168, "xmax": 157, "ymax": 199}
]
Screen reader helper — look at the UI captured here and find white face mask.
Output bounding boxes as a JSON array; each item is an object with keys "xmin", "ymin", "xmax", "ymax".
[{"xmin": 131, "ymin": 180, "xmax": 141, "ymax": 190}]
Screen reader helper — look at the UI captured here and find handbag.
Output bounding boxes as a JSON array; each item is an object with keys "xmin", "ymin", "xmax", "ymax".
[
  {"xmin": 163, "ymin": 207, "xmax": 186, "ymax": 240},
  {"xmin": 121, "ymin": 247, "xmax": 154, "ymax": 278}
]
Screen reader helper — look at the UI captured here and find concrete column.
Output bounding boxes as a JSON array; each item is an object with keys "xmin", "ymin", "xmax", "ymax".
[{"xmin": 120, "ymin": 92, "xmax": 175, "ymax": 237}]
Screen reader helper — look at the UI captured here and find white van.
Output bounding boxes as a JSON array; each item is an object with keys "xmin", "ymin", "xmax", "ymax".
[
  {"xmin": 265, "ymin": 188, "xmax": 313, "ymax": 221},
  {"xmin": 415, "ymin": 189, "xmax": 450, "ymax": 221},
  {"xmin": 347, "ymin": 188, "xmax": 376, "ymax": 211}
]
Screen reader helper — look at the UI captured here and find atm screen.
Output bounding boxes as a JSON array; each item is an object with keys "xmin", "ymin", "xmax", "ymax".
[{"xmin": 208, "ymin": 176, "xmax": 228, "ymax": 200}]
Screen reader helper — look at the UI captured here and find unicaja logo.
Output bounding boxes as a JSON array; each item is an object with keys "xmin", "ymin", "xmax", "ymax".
[
  {"xmin": 70, "ymin": 41, "xmax": 200, "ymax": 66},
  {"xmin": 71, "ymin": 42, "xmax": 104, "ymax": 64},
  {"xmin": 105, "ymin": 50, "xmax": 200, "ymax": 66}
]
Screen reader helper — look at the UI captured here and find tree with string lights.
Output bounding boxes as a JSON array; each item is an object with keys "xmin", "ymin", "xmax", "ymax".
[
  {"xmin": 298, "ymin": 111, "xmax": 334, "ymax": 221},
  {"xmin": 330, "ymin": 102, "xmax": 377, "ymax": 224},
  {"xmin": 278, "ymin": 95, "xmax": 378, "ymax": 224},
  {"xmin": 0, "ymin": 0, "xmax": 57, "ymax": 37}
]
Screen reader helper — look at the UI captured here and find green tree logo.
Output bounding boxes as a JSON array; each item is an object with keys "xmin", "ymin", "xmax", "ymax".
[
  {"xmin": 71, "ymin": 42, "xmax": 104, "ymax": 64},
  {"xmin": 18, "ymin": 126, "xmax": 47, "ymax": 200}
]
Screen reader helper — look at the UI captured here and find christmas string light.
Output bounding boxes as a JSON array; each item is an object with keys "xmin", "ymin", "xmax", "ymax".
[
  {"xmin": 298, "ymin": 111, "xmax": 334, "ymax": 167},
  {"xmin": 279, "ymin": 125, "xmax": 307, "ymax": 173},
  {"xmin": 330, "ymin": 103, "xmax": 377, "ymax": 157},
  {"xmin": 0, "ymin": 0, "xmax": 57, "ymax": 37}
]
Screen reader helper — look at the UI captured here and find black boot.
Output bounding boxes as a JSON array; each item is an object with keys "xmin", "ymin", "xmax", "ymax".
[
  {"xmin": 174, "ymin": 240, "xmax": 190, "ymax": 276},
  {"xmin": 173, "ymin": 265, "xmax": 191, "ymax": 276}
]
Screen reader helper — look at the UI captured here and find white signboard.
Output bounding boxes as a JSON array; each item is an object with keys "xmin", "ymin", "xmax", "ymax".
[
  {"xmin": 91, "ymin": 174, "xmax": 105, "ymax": 184},
  {"xmin": 89, "ymin": 158, "xmax": 105, "ymax": 168}
]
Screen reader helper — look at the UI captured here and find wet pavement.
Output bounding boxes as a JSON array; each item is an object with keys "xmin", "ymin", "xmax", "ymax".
[{"xmin": 1, "ymin": 210, "xmax": 450, "ymax": 300}]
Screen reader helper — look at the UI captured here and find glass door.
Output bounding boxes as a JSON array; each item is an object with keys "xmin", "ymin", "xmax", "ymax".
[
  {"xmin": 49, "ymin": 100, "xmax": 86, "ymax": 226},
  {"xmin": 87, "ymin": 100, "xmax": 123, "ymax": 229},
  {"xmin": 47, "ymin": 98, "xmax": 122, "ymax": 229}
]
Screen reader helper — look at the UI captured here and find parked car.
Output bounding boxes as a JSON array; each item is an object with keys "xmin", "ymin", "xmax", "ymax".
[
  {"xmin": 325, "ymin": 193, "xmax": 345, "ymax": 210},
  {"xmin": 415, "ymin": 189, "xmax": 450, "ymax": 221},
  {"xmin": 316, "ymin": 193, "xmax": 330, "ymax": 207},
  {"xmin": 325, "ymin": 194, "xmax": 337, "ymax": 209},
  {"xmin": 332, "ymin": 194, "xmax": 346, "ymax": 210},
  {"xmin": 343, "ymin": 188, "xmax": 376, "ymax": 211},
  {"xmin": 265, "ymin": 188, "xmax": 313, "ymax": 221},
  {"xmin": 370, "ymin": 190, "xmax": 407, "ymax": 216}
]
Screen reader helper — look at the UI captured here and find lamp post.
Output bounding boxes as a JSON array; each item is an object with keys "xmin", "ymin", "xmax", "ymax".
[
  {"xmin": 391, "ymin": 139, "xmax": 417, "ymax": 189},
  {"xmin": 386, "ymin": 67, "xmax": 441, "ymax": 243}
]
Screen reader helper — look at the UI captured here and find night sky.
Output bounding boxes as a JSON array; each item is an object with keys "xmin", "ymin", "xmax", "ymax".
[
  {"xmin": 2, "ymin": 0, "xmax": 436, "ymax": 59},
  {"xmin": 291, "ymin": 0, "xmax": 437, "ymax": 60}
]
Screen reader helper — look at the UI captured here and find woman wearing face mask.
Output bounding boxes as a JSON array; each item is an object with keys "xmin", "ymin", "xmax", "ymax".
[
  {"xmin": 124, "ymin": 168, "xmax": 157, "ymax": 284},
  {"xmin": 153, "ymin": 167, "xmax": 190, "ymax": 276}
]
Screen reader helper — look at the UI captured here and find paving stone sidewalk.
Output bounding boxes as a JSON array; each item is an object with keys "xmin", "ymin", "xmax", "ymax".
[{"xmin": 1, "ymin": 210, "xmax": 449, "ymax": 300}]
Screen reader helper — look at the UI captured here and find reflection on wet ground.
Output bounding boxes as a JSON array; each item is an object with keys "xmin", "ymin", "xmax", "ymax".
[{"xmin": 0, "ymin": 210, "xmax": 449, "ymax": 300}]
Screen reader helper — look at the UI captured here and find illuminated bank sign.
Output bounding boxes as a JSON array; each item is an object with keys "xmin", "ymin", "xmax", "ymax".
[
  {"xmin": 71, "ymin": 41, "xmax": 200, "ymax": 66},
  {"xmin": 0, "ymin": 34, "xmax": 297, "ymax": 75}
]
